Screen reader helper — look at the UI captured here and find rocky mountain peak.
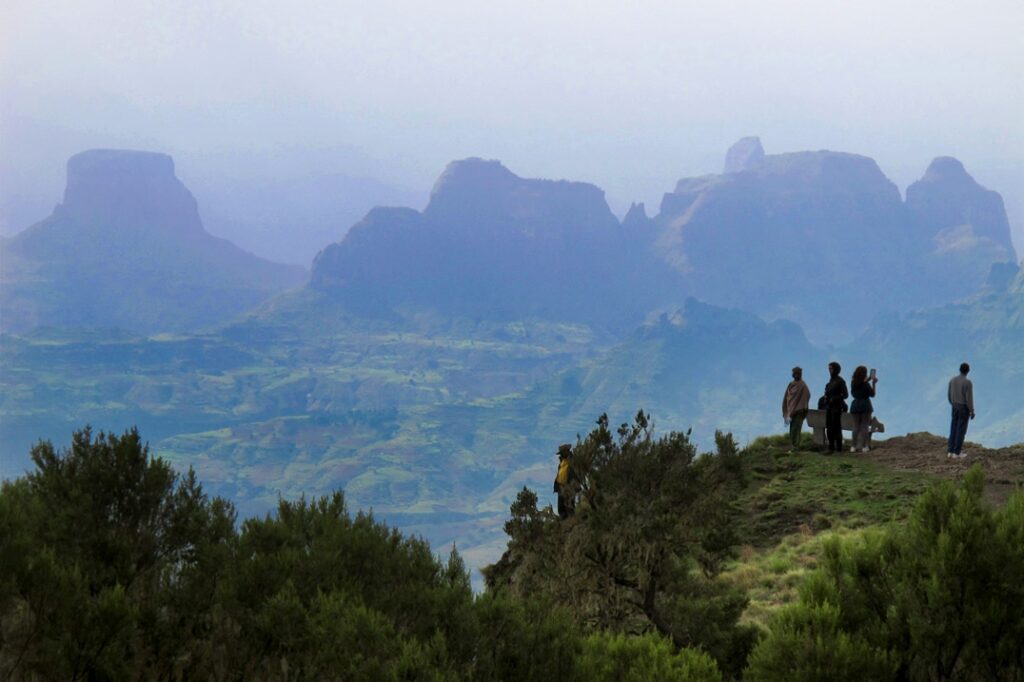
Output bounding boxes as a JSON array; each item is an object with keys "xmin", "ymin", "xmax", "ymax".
[
  {"xmin": 723, "ymin": 136, "xmax": 765, "ymax": 173},
  {"xmin": 906, "ymin": 156, "xmax": 1015, "ymax": 256},
  {"xmin": 58, "ymin": 149, "xmax": 202, "ymax": 234},
  {"xmin": 621, "ymin": 202, "xmax": 651, "ymax": 229},
  {"xmin": 427, "ymin": 158, "xmax": 518, "ymax": 201},
  {"xmin": 919, "ymin": 156, "xmax": 971, "ymax": 184}
]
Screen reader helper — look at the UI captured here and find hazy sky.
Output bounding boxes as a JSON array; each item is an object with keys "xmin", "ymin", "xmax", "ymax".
[{"xmin": 2, "ymin": 0, "xmax": 1022, "ymax": 252}]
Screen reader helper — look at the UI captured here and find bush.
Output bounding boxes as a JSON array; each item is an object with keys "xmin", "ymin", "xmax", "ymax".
[
  {"xmin": 579, "ymin": 632, "xmax": 722, "ymax": 682},
  {"xmin": 746, "ymin": 466, "xmax": 1024, "ymax": 681}
]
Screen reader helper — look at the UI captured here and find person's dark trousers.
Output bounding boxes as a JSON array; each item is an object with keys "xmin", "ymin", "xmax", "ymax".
[
  {"xmin": 948, "ymin": 404, "xmax": 971, "ymax": 455},
  {"xmin": 557, "ymin": 492, "xmax": 574, "ymax": 519},
  {"xmin": 789, "ymin": 409, "xmax": 808, "ymax": 448},
  {"xmin": 825, "ymin": 409, "xmax": 843, "ymax": 452}
]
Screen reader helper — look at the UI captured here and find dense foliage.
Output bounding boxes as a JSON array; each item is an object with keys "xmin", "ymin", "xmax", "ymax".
[
  {"xmin": 484, "ymin": 412, "xmax": 757, "ymax": 677},
  {"xmin": 0, "ymin": 427, "xmax": 721, "ymax": 680},
  {"xmin": 746, "ymin": 466, "xmax": 1024, "ymax": 681}
]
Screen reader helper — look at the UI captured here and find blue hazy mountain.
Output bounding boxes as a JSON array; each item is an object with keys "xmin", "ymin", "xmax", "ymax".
[
  {"xmin": 527, "ymin": 297, "xmax": 826, "ymax": 442},
  {"xmin": 308, "ymin": 157, "xmax": 670, "ymax": 329},
  {"xmin": 653, "ymin": 138, "xmax": 1017, "ymax": 342},
  {"xmin": 847, "ymin": 261, "xmax": 1023, "ymax": 445},
  {"xmin": 193, "ymin": 171, "xmax": 424, "ymax": 266},
  {"xmin": 0, "ymin": 150, "xmax": 306, "ymax": 334},
  {"xmin": 2, "ymin": 145, "xmax": 1021, "ymax": 578}
]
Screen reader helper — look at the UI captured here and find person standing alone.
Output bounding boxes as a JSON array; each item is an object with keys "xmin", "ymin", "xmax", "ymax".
[
  {"xmin": 553, "ymin": 444, "xmax": 576, "ymax": 518},
  {"xmin": 947, "ymin": 363, "xmax": 975, "ymax": 459},
  {"xmin": 782, "ymin": 366, "xmax": 811, "ymax": 451},
  {"xmin": 824, "ymin": 362, "xmax": 848, "ymax": 454}
]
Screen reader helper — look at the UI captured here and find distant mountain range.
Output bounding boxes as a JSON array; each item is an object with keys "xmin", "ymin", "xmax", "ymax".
[
  {"xmin": 309, "ymin": 157, "xmax": 668, "ymax": 329},
  {"xmin": 2, "ymin": 141, "xmax": 1015, "ymax": 341},
  {"xmin": 649, "ymin": 138, "xmax": 1015, "ymax": 342},
  {"xmin": 1, "ymin": 141, "xmax": 1020, "ymax": 580},
  {"xmin": 306, "ymin": 138, "xmax": 1016, "ymax": 342},
  {"xmin": 0, "ymin": 150, "xmax": 306, "ymax": 334}
]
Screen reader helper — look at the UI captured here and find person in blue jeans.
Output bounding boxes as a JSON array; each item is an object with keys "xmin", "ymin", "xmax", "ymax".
[{"xmin": 947, "ymin": 362, "xmax": 975, "ymax": 459}]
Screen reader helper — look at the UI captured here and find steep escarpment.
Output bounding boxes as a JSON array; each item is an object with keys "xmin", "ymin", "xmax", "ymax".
[
  {"xmin": 652, "ymin": 138, "xmax": 1017, "ymax": 341},
  {"xmin": 310, "ymin": 158, "xmax": 668, "ymax": 326},
  {"xmin": 0, "ymin": 150, "xmax": 305, "ymax": 334}
]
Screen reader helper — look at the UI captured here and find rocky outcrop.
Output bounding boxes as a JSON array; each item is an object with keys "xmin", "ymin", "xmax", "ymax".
[
  {"xmin": 723, "ymin": 136, "xmax": 765, "ymax": 173},
  {"xmin": 0, "ymin": 150, "xmax": 305, "ymax": 334},
  {"xmin": 906, "ymin": 156, "xmax": 1016, "ymax": 255}
]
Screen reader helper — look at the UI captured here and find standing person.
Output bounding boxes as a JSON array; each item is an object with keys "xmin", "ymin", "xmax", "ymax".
[
  {"xmin": 849, "ymin": 366, "xmax": 878, "ymax": 453},
  {"xmin": 553, "ymin": 444, "xmax": 575, "ymax": 518},
  {"xmin": 947, "ymin": 363, "xmax": 975, "ymax": 459},
  {"xmin": 782, "ymin": 366, "xmax": 811, "ymax": 451},
  {"xmin": 824, "ymin": 362, "xmax": 848, "ymax": 453}
]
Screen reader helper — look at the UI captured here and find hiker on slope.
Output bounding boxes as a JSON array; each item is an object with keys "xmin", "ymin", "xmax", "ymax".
[{"xmin": 782, "ymin": 366, "xmax": 811, "ymax": 451}]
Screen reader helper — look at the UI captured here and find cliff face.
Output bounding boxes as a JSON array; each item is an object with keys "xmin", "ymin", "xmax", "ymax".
[
  {"xmin": 651, "ymin": 140, "xmax": 1017, "ymax": 342},
  {"xmin": 309, "ymin": 158, "xmax": 658, "ymax": 326},
  {"xmin": 0, "ymin": 150, "xmax": 305, "ymax": 334}
]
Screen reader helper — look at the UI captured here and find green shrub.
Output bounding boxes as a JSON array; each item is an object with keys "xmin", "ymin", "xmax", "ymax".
[
  {"xmin": 747, "ymin": 466, "xmax": 1024, "ymax": 681},
  {"xmin": 579, "ymin": 632, "xmax": 722, "ymax": 681}
]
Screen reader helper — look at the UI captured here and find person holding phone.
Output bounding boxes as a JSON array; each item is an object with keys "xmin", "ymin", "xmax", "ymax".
[{"xmin": 849, "ymin": 365, "xmax": 878, "ymax": 452}]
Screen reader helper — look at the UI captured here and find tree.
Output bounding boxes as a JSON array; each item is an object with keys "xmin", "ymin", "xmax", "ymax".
[
  {"xmin": 486, "ymin": 412, "xmax": 755, "ymax": 677},
  {"xmin": 0, "ymin": 427, "xmax": 235, "ymax": 680}
]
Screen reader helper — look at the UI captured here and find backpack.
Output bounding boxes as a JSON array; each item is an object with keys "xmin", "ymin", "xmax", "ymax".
[{"xmin": 554, "ymin": 459, "xmax": 570, "ymax": 492}]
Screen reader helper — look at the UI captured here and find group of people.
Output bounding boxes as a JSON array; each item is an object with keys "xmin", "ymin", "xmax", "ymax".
[
  {"xmin": 782, "ymin": 363, "xmax": 878, "ymax": 453},
  {"xmin": 552, "ymin": 361, "xmax": 980, "ymax": 516},
  {"xmin": 782, "ymin": 361, "xmax": 978, "ymax": 458}
]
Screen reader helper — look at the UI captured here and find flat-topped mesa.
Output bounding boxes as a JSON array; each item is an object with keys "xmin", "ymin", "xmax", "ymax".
[
  {"xmin": 422, "ymin": 157, "xmax": 618, "ymax": 236},
  {"xmin": 754, "ymin": 151, "xmax": 901, "ymax": 199},
  {"xmin": 723, "ymin": 136, "xmax": 765, "ymax": 173},
  {"xmin": 0, "ymin": 148, "xmax": 305, "ymax": 335},
  {"xmin": 906, "ymin": 156, "xmax": 1016, "ymax": 257},
  {"xmin": 58, "ymin": 149, "xmax": 203, "ymax": 235}
]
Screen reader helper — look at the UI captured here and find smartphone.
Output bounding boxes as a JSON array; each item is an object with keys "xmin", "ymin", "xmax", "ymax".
[{"xmin": 869, "ymin": 368, "xmax": 877, "ymax": 381}]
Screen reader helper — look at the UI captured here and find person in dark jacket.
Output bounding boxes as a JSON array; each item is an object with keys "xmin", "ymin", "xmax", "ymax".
[
  {"xmin": 849, "ymin": 365, "xmax": 877, "ymax": 453},
  {"xmin": 824, "ymin": 362, "xmax": 848, "ymax": 453}
]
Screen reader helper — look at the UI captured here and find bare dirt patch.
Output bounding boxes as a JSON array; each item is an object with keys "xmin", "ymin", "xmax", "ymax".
[{"xmin": 868, "ymin": 432, "xmax": 1024, "ymax": 505}]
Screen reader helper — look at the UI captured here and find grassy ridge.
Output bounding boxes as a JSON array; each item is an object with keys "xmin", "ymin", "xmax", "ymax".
[{"xmin": 723, "ymin": 433, "xmax": 1024, "ymax": 629}]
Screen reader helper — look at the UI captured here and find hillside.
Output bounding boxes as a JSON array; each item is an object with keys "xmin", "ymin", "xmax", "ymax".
[
  {"xmin": 848, "ymin": 262, "xmax": 1023, "ymax": 444},
  {"xmin": 489, "ymin": 426, "xmax": 1024, "ymax": 632},
  {"xmin": 0, "ymin": 150, "xmax": 306, "ymax": 335}
]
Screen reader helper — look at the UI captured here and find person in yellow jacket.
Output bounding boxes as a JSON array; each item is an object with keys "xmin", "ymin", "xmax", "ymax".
[{"xmin": 553, "ymin": 443, "xmax": 575, "ymax": 519}]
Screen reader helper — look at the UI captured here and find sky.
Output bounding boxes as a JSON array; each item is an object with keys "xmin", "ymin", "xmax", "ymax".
[{"xmin": 2, "ymin": 0, "xmax": 1022, "ymax": 253}]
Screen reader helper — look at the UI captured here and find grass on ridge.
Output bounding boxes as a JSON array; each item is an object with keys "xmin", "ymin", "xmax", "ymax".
[{"xmin": 723, "ymin": 433, "xmax": 940, "ymax": 628}]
